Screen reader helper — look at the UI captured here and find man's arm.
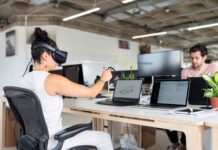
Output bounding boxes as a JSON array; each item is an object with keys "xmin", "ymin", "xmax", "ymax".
[
  {"xmin": 212, "ymin": 63, "xmax": 218, "ymax": 74},
  {"xmin": 181, "ymin": 68, "xmax": 187, "ymax": 79}
]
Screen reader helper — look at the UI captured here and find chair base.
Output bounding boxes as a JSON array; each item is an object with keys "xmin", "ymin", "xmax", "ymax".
[{"xmin": 68, "ymin": 145, "xmax": 97, "ymax": 150}]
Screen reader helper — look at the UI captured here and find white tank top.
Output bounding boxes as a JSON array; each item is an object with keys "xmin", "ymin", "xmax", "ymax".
[{"xmin": 20, "ymin": 71, "xmax": 63, "ymax": 149}]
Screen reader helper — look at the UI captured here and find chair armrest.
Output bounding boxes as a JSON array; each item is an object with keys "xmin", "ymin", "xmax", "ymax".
[
  {"xmin": 39, "ymin": 135, "xmax": 49, "ymax": 150},
  {"xmin": 54, "ymin": 123, "xmax": 92, "ymax": 142}
]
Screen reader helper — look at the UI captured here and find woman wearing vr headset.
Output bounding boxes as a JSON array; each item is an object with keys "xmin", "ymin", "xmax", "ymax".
[{"xmin": 20, "ymin": 27, "xmax": 113, "ymax": 150}]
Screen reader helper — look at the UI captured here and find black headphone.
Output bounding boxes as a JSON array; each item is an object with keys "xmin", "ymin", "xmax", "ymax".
[{"xmin": 31, "ymin": 43, "xmax": 68, "ymax": 64}]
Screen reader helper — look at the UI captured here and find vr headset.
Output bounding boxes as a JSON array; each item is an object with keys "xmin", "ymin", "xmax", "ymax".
[{"xmin": 31, "ymin": 43, "xmax": 68, "ymax": 64}]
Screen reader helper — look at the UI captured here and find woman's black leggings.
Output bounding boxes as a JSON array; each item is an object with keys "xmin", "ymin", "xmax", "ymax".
[{"xmin": 166, "ymin": 130, "xmax": 186, "ymax": 145}]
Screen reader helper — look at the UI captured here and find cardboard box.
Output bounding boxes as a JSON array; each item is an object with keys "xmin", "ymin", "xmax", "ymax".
[
  {"xmin": 141, "ymin": 126, "xmax": 156, "ymax": 149},
  {"xmin": 5, "ymin": 108, "xmax": 20, "ymax": 146}
]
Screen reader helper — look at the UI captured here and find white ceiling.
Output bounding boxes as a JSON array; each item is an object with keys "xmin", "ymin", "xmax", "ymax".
[{"xmin": 1, "ymin": 0, "xmax": 218, "ymax": 50}]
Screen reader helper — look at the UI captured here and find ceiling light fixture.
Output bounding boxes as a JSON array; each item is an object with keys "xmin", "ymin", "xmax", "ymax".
[
  {"xmin": 187, "ymin": 22, "xmax": 218, "ymax": 31},
  {"xmin": 63, "ymin": 7, "xmax": 100, "ymax": 21},
  {"xmin": 132, "ymin": 31, "xmax": 167, "ymax": 39},
  {"xmin": 122, "ymin": 0, "xmax": 135, "ymax": 4}
]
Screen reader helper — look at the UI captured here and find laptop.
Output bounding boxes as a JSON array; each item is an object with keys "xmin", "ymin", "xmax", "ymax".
[
  {"xmin": 97, "ymin": 79, "xmax": 143, "ymax": 106},
  {"xmin": 144, "ymin": 79, "xmax": 190, "ymax": 108},
  {"xmin": 188, "ymin": 77, "xmax": 211, "ymax": 105}
]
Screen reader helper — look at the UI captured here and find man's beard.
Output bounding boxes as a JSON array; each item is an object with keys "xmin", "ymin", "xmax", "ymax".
[{"xmin": 192, "ymin": 63, "xmax": 203, "ymax": 69}]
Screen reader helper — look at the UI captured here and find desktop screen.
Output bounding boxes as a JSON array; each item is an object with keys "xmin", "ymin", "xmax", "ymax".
[
  {"xmin": 49, "ymin": 69, "xmax": 63, "ymax": 76},
  {"xmin": 62, "ymin": 64, "xmax": 84, "ymax": 85},
  {"xmin": 82, "ymin": 63, "xmax": 109, "ymax": 84},
  {"xmin": 137, "ymin": 50, "xmax": 181, "ymax": 77},
  {"xmin": 111, "ymin": 70, "xmax": 138, "ymax": 84}
]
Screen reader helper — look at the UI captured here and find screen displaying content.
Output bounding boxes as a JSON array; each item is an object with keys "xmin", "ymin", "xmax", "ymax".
[
  {"xmin": 157, "ymin": 81, "xmax": 189, "ymax": 105},
  {"xmin": 63, "ymin": 64, "xmax": 84, "ymax": 85},
  {"xmin": 111, "ymin": 70, "xmax": 138, "ymax": 84},
  {"xmin": 113, "ymin": 80, "xmax": 142, "ymax": 99},
  {"xmin": 137, "ymin": 50, "xmax": 181, "ymax": 77}
]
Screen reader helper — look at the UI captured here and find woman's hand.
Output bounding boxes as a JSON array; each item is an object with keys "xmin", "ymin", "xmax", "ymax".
[{"xmin": 100, "ymin": 68, "xmax": 112, "ymax": 82}]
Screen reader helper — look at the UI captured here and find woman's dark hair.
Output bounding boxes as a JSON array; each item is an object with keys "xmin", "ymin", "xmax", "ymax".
[
  {"xmin": 189, "ymin": 44, "xmax": 208, "ymax": 57},
  {"xmin": 31, "ymin": 27, "xmax": 57, "ymax": 63}
]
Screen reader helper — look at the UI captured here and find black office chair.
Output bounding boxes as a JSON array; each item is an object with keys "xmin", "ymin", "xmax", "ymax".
[{"xmin": 3, "ymin": 86, "xmax": 97, "ymax": 150}]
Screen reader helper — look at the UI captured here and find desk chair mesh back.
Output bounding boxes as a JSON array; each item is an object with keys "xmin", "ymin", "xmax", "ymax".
[{"xmin": 3, "ymin": 86, "xmax": 97, "ymax": 150}]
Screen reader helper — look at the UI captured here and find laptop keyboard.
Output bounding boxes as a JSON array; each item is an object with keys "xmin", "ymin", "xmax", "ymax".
[
  {"xmin": 96, "ymin": 99, "xmax": 137, "ymax": 106},
  {"xmin": 95, "ymin": 94, "xmax": 107, "ymax": 98}
]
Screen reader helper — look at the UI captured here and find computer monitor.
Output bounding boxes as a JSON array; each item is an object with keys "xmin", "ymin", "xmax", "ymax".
[
  {"xmin": 49, "ymin": 69, "xmax": 63, "ymax": 76},
  {"xmin": 111, "ymin": 70, "xmax": 138, "ymax": 84},
  {"xmin": 82, "ymin": 63, "xmax": 109, "ymax": 85},
  {"xmin": 62, "ymin": 64, "xmax": 84, "ymax": 85},
  {"xmin": 137, "ymin": 50, "xmax": 181, "ymax": 77}
]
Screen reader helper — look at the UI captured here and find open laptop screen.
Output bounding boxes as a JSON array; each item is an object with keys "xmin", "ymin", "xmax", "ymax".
[
  {"xmin": 188, "ymin": 77, "xmax": 210, "ymax": 105},
  {"xmin": 113, "ymin": 80, "xmax": 143, "ymax": 103},
  {"xmin": 151, "ymin": 79, "xmax": 190, "ymax": 106}
]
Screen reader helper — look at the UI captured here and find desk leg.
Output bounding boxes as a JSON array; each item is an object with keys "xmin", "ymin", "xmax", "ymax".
[
  {"xmin": 211, "ymin": 127, "xmax": 218, "ymax": 150},
  {"xmin": 185, "ymin": 126, "xmax": 204, "ymax": 150},
  {"xmin": 92, "ymin": 118, "xmax": 104, "ymax": 131},
  {"xmin": 107, "ymin": 120, "xmax": 112, "ymax": 136},
  {"xmin": 138, "ymin": 125, "xmax": 142, "ymax": 147},
  {"xmin": 0, "ymin": 100, "xmax": 6, "ymax": 148}
]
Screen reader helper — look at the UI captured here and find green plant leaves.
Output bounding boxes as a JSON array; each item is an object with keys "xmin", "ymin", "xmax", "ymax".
[
  {"xmin": 203, "ymin": 89, "xmax": 214, "ymax": 98},
  {"xmin": 202, "ymin": 75, "xmax": 217, "ymax": 89},
  {"xmin": 202, "ymin": 72, "xmax": 218, "ymax": 98},
  {"xmin": 214, "ymin": 72, "xmax": 218, "ymax": 84}
]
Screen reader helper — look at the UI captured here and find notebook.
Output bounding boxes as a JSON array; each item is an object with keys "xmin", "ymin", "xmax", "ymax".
[
  {"xmin": 145, "ymin": 79, "xmax": 190, "ymax": 108},
  {"xmin": 97, "ymin": 79, "xmax": 143, "ymax": 106},
  {"xmin": 188, "ymin": 77, "xmax": 211, "ymax": 105}
]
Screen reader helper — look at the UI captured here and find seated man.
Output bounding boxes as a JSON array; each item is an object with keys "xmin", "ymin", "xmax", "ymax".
[{"xmin": 167, "ymin": 44, "xmax": 218, "ymax": 150}]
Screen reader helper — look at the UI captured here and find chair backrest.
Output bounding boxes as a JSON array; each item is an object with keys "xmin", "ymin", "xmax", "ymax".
[{"xmin": 3, "ymin": 86, "xmax": 49, "ymax": 149}]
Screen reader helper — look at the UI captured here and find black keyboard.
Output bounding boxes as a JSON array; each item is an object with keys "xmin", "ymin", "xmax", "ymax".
[
  {"xmin": 95, "ymin": 94, "xmax": 107, "ymax": 98},
  {"xmin": 96, "ymin": 99, "xmax": 137, "ymax": 106},
  {"xmin": 141, "ymin": 104, "xmax": 181, "ymax": 109}
]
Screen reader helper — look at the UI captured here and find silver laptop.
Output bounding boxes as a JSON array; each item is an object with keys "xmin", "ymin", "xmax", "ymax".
[
  {"xmin": 145, "ymin": 79, "xmax": 190, "ymax": 108},
  {"xmin": 97, "ymin": 79, "xmax": 143, "ymax": 106}
]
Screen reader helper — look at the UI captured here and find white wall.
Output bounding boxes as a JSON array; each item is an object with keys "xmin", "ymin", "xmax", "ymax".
[
  {"xmin": 56, "ymin": 26, "xmax": 139, "ymax": 83},
  {"xmin": 0, "ymin": 25, "xmax": 139, "ymax": 95},
  {"xmin": 56, "ymin": 26, "xmax": 139, "ymax": 69},
  {"xmin": 0, "ymin": 26, "xmax": 27, "ymax": 96}
]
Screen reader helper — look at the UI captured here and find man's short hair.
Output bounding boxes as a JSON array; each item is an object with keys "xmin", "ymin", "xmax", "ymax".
[{"xmin": 189, "ymin": 44, "xmax": 208, "ymax": 57}]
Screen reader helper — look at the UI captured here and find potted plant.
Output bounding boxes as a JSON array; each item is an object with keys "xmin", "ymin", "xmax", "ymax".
[{"xmin": 202, "ymin": 72, "xmax": 218, "ymax": 108}]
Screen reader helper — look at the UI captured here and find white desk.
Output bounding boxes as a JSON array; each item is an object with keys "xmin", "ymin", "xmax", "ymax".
[
  {"xmin": 63, "ymin": 98, "xmax": 208, "ymax": 150},
  {"xmin": 1, "ymin": 96, "xmax": 214, "ymax": 150},
  {"xmin": 204, "ymin": 115, "xmax": 218, "ymax": 150}
]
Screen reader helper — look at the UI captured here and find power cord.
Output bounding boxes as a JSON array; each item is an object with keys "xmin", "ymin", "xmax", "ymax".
[{"xmin": 22, "ymin": 58, "xmax": 32, "ymax": 77}]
